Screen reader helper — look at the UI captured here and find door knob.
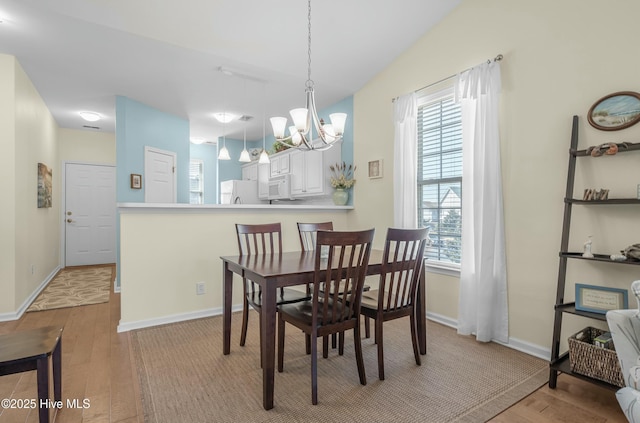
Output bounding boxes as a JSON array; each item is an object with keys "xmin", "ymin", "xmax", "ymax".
[
  {"xmin": 67, "ymin": 211, "xmax": 72, "ymax": 215},
  {"xmin": 67, "ymin": 219, "xmax": 74, "ymax": 223}
]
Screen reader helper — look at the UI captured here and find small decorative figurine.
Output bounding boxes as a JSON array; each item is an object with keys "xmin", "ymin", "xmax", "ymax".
[
  {"xmin": 582, "ymin": 236, "xmax": 594, "ymax": 258},
  {"xmin": 632, "ymin": 280, "xmax": 640, "ymax": 316}
]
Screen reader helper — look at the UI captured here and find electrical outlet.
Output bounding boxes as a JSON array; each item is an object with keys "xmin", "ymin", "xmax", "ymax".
[{"xmin": 196, "ymin": 282, "xmax": 206, "ymax": 295}]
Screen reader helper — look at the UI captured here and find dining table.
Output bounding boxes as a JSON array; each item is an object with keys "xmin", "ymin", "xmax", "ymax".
[{"xmin": 220, "ymin": 249, "xmax": 427, "ymax": 410}]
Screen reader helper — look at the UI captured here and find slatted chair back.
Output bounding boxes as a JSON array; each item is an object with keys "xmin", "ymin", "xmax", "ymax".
[
  {"xmin": 378, "ymin": 227, "xmax": 429, "ymax": 313},
  {"xmin": 236, "ymin": 223, "xmax": 282, "ymax": 256},
  {"xmin": 311, "ymin": 229, "xmax": 374, "ymax": 334},
  {"xmin": 297, "ymin": 222, "xmax": 333, "ymax": 251}
]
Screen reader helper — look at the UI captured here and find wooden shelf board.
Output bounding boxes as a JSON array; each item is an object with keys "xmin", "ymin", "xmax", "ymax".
[
  {"xmin": 554, "ymin": 302, "xmax": 607, "ymax": 321},
  {"xmin": 550, "ymin": 354, "xmax": 620, "ymax": 391},
  {"xmin": 567, "ymin": 198, "xmax": 640, "ymax": 205},
  {"xmin": 560, "ymin": 252, "xmax": 640, "ymax": 265},
  {"xmin": 571, "ymin": 142, "xmax": 640, "ymax": 157}
]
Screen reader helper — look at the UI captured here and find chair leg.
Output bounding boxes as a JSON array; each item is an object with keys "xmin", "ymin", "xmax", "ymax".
[
  {"xmin": 353, "ymin": 323, "xmax": 367, "ymax": 386},
  {"xmin": 410, "ymin": 311, "xmax": 421, "ymax": 366},
  {"xmin": 364, "ymin": 316, "xmax": 370, "ymax": 338},
  {"xmin": 376, "ymin": 319, "xmax": 385, "ymax": 380},
  {"xmin": 338, "ymin": 331, "xmax": 345, "ymax": 356},
  {"xmin": 305, "ymin": 334, "xmax": 311, "ymax": 355},
  {"xmin": 322, "ymin": 335, "xmax": 329, "ymax": 358},
  {"xmin": 240, "ymin": 297, "xmax": 249, "ymax": 347},
  {"xmin": 278, "ymin": 313, "xmax": 285, "ymax": 372},
  {"xmin": 331, "ymin": 333, "xmax": 337, "ymax": 348},
  {"xmin": 311, "ymin": 334, "xmax": 318, "ymax": 404},
  {"xmin": 259, "ymin": 312, "xmax": 263, "ymax": 368}
]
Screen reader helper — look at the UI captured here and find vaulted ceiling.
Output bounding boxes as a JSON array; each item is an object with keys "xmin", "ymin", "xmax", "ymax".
[{"xmin": 0, "ymin": 0, "xmax": 461, "ymax": 142}]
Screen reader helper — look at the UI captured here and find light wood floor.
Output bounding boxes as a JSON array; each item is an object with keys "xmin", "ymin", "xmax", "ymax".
[{"xmin": 0, "ymin": 264, "xmax": 627, "ymax": 422}]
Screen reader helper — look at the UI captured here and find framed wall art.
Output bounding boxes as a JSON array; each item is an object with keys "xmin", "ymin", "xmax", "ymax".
[
  {"xmin": 37, "ymin": 162, "xmax": 52, "ymax": 208},
  {"xmin": 368, "ymin": 159, "xmax": 383, "ymax": 179},
  {"xmin": 575, "ymin": 283, "xmax": 628, "ymax": 314},
  {"xmin": 587, "ymin": 91, "xmax": 640, "ymax": 131},
  {"xmin": 130, "ymin": 174, "xmax": 142, "ymax": 189}
]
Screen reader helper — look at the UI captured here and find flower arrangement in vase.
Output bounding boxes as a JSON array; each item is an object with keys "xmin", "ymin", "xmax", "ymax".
[{"xmin": 329, "ymin": 162, "xmax": 356, "ymax": 205}]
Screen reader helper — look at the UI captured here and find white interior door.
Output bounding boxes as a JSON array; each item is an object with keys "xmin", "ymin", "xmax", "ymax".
[
  {"xmin": 65, "ymin": 163, "xmax": 116, "ymax": 266},
  {"xmin": 144, "ymin": 147, "xmax": 177, "ymax": 203}
]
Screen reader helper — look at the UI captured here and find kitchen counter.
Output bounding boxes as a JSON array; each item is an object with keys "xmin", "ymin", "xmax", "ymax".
[{"xmin": 118, "ymin": 202, "xmax": 353, "ymax": 212}]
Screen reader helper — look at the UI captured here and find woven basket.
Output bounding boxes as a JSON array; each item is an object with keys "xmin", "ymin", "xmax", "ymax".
[{"xmin": 568, "ymin": 327, "xmax": 624, "ymax": 388}]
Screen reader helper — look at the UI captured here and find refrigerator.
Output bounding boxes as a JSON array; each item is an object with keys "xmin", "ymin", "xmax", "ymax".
[{"xmin": 220, "ymin": 180, "xmax": 261, "ymax": 204}]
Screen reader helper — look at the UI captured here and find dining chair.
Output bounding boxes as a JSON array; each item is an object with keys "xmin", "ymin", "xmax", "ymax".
[
  {"xmin": 278, "ymin": 228, "xmax": 375, "ymax": 405},
  {"xmin": 360, "ymin": 227, "xmax": 429, "ymax": 380},
  {"xmin": 235, "ymin": 223, "xmax": 310, "ymax": 366},
  {"xmin": 296, "ymin": 221, "xmax": 372, "ymax": 355}
]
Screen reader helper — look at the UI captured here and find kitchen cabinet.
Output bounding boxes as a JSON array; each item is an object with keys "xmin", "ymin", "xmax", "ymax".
[
  {"xmin": 242, "ymin": 162, "xmax": 270, "ymax": 198},
  {"xmin": 290, "ymin": 144, "xmax": 340, "ymax": 198},
  {"xmin": 241, "ymin": 162, "xmax": 258, "ymax": 181},
  {"xmin": 258, "ymin": 163, "xmax": 269, "ymax": 199},
  {"xmin": 270, "ymin": 152, "xmax": 290, "ymax": 177}
]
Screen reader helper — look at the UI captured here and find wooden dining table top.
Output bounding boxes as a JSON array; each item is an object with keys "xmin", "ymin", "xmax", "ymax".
[{"xmin": 220, "ymin": 249, "xmax": 386, "ymax": 280}]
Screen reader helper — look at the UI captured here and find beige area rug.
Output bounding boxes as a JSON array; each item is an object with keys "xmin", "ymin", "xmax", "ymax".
[
  {"xmin": 132, "ymin": 314, "xmax": 548, "ymax": 423},
  {"xmin": 27, "ymin": 266, "xmax": 112, "ymax": 312}
]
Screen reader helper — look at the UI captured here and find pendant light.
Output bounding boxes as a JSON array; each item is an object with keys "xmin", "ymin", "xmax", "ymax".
[
  {"xmin": 238, "ymin": 78, "xmax": 251, "ymax": 162},
  {"xmin": 218, "ymin": 83, "xmax": 231, "ymax": 160},
  {"xmin": 259, "ymin": 83, "xmax": 270, "ymax": 164}
]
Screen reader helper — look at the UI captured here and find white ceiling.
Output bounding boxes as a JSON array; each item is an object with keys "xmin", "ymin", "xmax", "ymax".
[{"xmin": 0, "ymin": 0, "xmax": 461, "ymax": 143}]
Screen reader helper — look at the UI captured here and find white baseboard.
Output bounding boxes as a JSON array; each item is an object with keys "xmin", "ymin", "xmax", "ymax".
[
  {"xmin": 118, "ymin": 307, "xmax": 552, "ymax": 361},
  {"xmin": 117, "ymin": 304, "xmax": 243, "ymax": 333},
  {"xmin": 113, "ymin": 277, "xmax": 120, "ymax": 293},
  {"xmin": 0, "ymin": 266, "xmax": 61, "ymax": 322},
  {"xmin": 426, "ymin": 311, "xmax": 551, "ymax": 361}
]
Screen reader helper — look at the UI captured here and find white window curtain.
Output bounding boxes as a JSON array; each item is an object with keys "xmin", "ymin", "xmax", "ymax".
[
  {"xmin": 455, "ymin": 61, "xmax": 508, "ymax": 343},
  {"xmin": 393, "ymin": 92, "xmax": 418, "ymax": 229}
]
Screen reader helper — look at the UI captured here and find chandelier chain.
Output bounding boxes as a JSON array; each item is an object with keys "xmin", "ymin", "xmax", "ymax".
[{"xmin": 306, "ymin": 0, "xmax": 313, "ymax": 89}]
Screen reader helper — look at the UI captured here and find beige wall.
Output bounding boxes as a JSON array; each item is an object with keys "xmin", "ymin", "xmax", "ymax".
[
  {"xmin": 351, "ymin": 0, "xmax": 640, "ymax": 350},
  {"xmin": 0, "ymin": 55, "xmax": 17, "ymax": 314},
  {"xmin": 0, "ymin": 54, "xmax": 60, "ymax": 315},
  {"xmin": 58, "ymin": 128, "xmax": 116, "ymax": 164},
  {"xmin": 119, "ymin": 208, "xmax": 351, "ymax": 330}
]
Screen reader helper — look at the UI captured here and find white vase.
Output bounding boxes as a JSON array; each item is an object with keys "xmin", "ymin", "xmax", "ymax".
[{"xmin": 332, "ymin": 188, "xmax": 348, "ymax": 206}]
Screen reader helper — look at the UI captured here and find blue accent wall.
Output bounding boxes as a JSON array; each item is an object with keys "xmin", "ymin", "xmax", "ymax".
[
  {"xmin": 216, "ymin": 138, "xmax": 261, "ymax": 183},
  {"xmin": 190, "ymin": 143, "xmax": 218, "ymax": 204},
  {"xmin": 115, "ymin": 96, "xmax": 190, "ymax": 203}
]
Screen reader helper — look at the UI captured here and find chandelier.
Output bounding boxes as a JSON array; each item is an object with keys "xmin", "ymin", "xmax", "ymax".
[{"xmin": 270, "ymin": 0, "xmax": 346, "ymax": 151}]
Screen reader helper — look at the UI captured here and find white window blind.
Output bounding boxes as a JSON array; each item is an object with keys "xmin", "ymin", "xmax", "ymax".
[
  {"xmin": 189, "ymin": 159, "xmax": 204, "ymax": 205},
  {"xmin": 417, "ymin": 88, "xmax": 462, "ymax": 266}
]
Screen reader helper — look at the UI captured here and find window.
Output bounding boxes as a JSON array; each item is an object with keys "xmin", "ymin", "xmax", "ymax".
[
  {"xmin": 189, "ymin": 159, "xmax": 204, "ymax": 205},
  {"xmin": 417, "ymin": 87, "xmax": 462, "ymax": 268}
]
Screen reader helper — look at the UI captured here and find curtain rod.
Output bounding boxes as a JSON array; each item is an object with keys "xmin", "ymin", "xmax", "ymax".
[{"xmin": 392, "ymin": 54, "xmax": 503, "ymax": 102}]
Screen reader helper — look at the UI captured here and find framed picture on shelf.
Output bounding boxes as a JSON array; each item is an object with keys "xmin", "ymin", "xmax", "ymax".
[
  {"xmin": 587, "ymin": 91, "xmax": 640, "ymax": 131},
  {"xmin": 575, "ymin": 283, "xmax": 628, "ymax": 314},
  {"xmin": 368, "ymin": 159, "xmax": 383, "ymax": 179},
  {"xmin": 130, "ymin": 174, "xmax": 142, "ymax": 189}
]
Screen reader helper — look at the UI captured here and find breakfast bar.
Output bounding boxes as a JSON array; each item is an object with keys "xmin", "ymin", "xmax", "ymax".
[{"xmin": 117, "ymin": 203, "xmax": 354, "ymax": 332}]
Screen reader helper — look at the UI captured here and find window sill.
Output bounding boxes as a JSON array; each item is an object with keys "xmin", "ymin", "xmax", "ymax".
[{"xmin": 425, "ymin": 261, "xmax": 461, "ymax": 278}]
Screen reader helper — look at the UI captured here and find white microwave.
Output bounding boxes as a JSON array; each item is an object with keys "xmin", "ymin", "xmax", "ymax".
[{"xmin": 267, "ymin": 174, "xmax": 293, "ymax": 200}]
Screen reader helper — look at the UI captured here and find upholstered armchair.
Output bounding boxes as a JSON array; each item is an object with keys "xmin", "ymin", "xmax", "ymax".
[{"xmin": 607, "ymin": 306, "xmax": 640, "ymax": 422}]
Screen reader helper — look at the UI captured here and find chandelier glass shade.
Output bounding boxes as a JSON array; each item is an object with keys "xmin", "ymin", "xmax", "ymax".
[{"xmin": 270, "ymin": 0, "xmax": 346, "ymax": 151}]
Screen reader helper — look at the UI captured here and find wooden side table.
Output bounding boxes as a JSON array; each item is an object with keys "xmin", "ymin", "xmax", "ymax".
[{"xmin": 0, "ymin": 326, "xmax": 63, "ymax": 423}]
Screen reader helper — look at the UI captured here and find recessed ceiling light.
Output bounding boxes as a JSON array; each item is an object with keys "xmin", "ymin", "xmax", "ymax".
[
  {"xmin": 190, "ymin": 137, "xmax": 205, "ymax": 144},
  {"xmin": 79, "ymin": 111, "xmax": 101, "ymax": 122},
  {"xmin": 213, "ymin": 112, "xmax": 239, "ymax": 123}
]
